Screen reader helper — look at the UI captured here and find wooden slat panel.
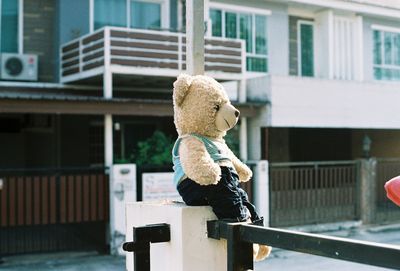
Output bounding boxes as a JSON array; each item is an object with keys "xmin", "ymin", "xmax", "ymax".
[
  {"xmin": 1, "ymin": 178, "xmax": 7, "ymax": 226},
  {"xmin": 111, "ymin": 49, "xmax": 178, "ymax": 60},
  {"xmin": 104, "ymin": 174, "xmax": 109, "ymax": 221},
  {"xmin": 110, "ymin": 40, "xmax": 178, "ymax": 51},
  {"xmin": 205, "ymin": 65, "xmax": 242, "ymax": 73},
  {"xmin": 62, "ymin": 50, "xmax": 79, "ymax": 61},
  {"xmin": 25, "ymin": 177, "xmax": 32, "ymax": 225},
  {"xmin": 17, "ymin": 177, "xmax": 24, "ymax": 225},
  {"xmin": 62, "ymin": 41, "xmax": 79, "ymax": 53},
  {"xmin": 60, "ymin": 176, "xmax": 67, "ymax": 223},
  {"xmin": 97, "ymin": 174, "xmax": 104, "ymax": 220},
  {"xmin": 83, "ymin": 175, "xmax": 90, "ymax": 222},
  {"xmin": 82, "ymin": 61, "xmax": 103, "ymax": 71},
  {"xmin": 33, "ymin": 176, "xmax": 40, "ymax": 225},
  {"xmin": 204, "ymin": 48, "xmax": 241, "ymax": 56},
  {"xmin": 9, "ymin": 177, "xmax": 16, "ymax": 226},
  {"xmin": 82, "ymin": 43, "xmax": 103, "ymax": 54},
  {"xmin": 82, "ymin": 31, "xmax": 104, "ymax": 45},
  {"xmin": 62, "ymin": 67, "xmax": 80, "ymax": 76},
  {"xmin": 41, "ymin": 176, "xmax": 48, "ymax": 225},
  {"xmin": 68, "ymin": 175, "xmax": 74, "ymax": 223},
  {"xmin": 82, "ymin": 51, "xmax": 104, "ymax": 62},
  {"xmin": 62, "ymin": 59, "xmax": 79, "ymax": 69},
  {"xmin": 111, "ymin": 58, "xmax": 178, "ymax": 69},
  {"xmin": 49, "ymin": 176, "xmax": 57, "ymax": 224},
  {"xmin": 205, "ymin": 57, "xmax": 242, "ymax": 65},
  {"xmin": 110, "ymin": 30, "xmax": 178, "ymax": 42},
  {"xmin": 205, "ymin": 39, "xmax": 242, "ymax": 48},
  {"xmin": 90, "ymin": 175, "xmax": 97, "ymax": 221},
  {"xmin": 75, "ymin": 175, "xmax": 82, "ymax": 223}
]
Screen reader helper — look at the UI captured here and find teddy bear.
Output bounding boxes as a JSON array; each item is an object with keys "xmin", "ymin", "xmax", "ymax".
[{"xmin": 171, "ymin": 73, "xmax": 271, "ymax": 261}]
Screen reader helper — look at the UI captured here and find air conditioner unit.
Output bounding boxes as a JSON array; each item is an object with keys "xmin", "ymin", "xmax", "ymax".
[{"xmin": 0, "ymin": 53, "xmax": 38, "ymax": 81}]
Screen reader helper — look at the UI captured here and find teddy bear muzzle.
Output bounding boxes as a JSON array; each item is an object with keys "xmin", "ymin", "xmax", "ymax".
[{"xmin": 215, "ymin": 103, "xmax": 240, "ymax": 132}]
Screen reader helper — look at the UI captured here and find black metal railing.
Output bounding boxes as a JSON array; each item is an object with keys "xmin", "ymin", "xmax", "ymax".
[{"xmin": 207, "ymin": 220, "xmax": 400, "ymax": 271}]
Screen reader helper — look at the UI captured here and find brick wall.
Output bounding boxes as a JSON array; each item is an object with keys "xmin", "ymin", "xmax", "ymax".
[{"xmin": 23, "ymin": 0, "xmax": 56, "ymax": 82}]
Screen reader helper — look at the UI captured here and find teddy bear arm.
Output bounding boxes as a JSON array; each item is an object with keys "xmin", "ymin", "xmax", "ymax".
[
  {"xmin": 227, "ymin": 148, "xmax": 253, "ymax": 182},
  {"xmin": 180, "ymin": 137, "xmax": 221, "ymax": 185}
]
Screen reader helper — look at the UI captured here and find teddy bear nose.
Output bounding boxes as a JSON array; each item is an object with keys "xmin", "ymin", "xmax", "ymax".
[{"xmin": 235, "ymin": 110, "xmax": 240, "ymax": 117}]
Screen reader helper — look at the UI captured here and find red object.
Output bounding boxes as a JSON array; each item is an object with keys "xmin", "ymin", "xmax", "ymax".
[{"xmin": 385, "ymin": 176, "xmax": 400, "ymax": 207}]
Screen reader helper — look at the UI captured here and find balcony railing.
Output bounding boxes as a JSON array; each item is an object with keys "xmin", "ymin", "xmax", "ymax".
[{"xmin": 60, "ymin": 27, "xmax": 245, "ymax": 83}]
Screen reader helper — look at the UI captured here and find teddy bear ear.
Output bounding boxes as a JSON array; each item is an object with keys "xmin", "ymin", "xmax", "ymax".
[{"xmin": 173, "ymin": 73, "xmax": 193, "ymax": 107}]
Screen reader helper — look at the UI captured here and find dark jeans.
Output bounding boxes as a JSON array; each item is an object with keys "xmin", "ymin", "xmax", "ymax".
[{"xmin": 177, "ymin": 166, "xmax": 261, "ymax": 223}]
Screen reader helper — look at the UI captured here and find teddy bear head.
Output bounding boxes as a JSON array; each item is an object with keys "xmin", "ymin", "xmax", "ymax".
[{"xmin": 173, "ymin": 74, "xmax": 240, "ymax": 139}]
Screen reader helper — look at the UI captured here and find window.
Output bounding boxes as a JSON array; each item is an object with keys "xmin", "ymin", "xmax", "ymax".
[
  {"xmin": 373, "ymin": 29, "xmax": 400, "ymax": 81},
  {"xmin": 93, "ymin": 0, "xmax": 164, "ymax": 31},
  {"xmin": 210, "ymin": 8, "xmax": 268, "ymax": 72},
  {"xmin": 94, "ymin": 0, "xmax": 126, "ymax": 30},
  {"xmin": 298, "ymin": 21, "xmax": 314, "ymax": 77},
  {"xmin": 0, "ymin": 0, "xmax": 19, "ymax": 53},
  {"xmin": 131, "ymin": 1, "xmax": 161, "ymax": 29}
]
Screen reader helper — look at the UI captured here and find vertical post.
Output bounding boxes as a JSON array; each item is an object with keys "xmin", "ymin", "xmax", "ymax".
[
  {"xmin": 359, "ymin": 158, "xmax": 377, "ymax": 224},
  {"xmin": 226, "ymin": 223, "xmax": 253, "ymax": 271},
  {"xmin": 103, "ymin": 27, "xmax": 116, "ymax": 254},
  {"xmin": 254, "ymin": 160, "xmax": 270, "ymax": 226},
  {"xmin": 239, "ymin": 117, "xmax": 248, "ymax": 161},
  {"xmin": 186, "ymin": 0, "xmax": 204, "ymax": 75}
]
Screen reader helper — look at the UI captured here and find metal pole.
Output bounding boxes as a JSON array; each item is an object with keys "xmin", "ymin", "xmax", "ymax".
[{"xmin": 186, "ymin": 0, "xmax": 205, "ymax": 75}]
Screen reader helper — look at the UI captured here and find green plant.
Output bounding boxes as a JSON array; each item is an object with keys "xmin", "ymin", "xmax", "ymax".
[{"xmin": 132, "ymin": 130, "xmax": 175, "ymax": 166}]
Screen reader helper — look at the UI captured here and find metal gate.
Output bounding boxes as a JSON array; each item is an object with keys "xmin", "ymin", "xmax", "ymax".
[
  {"xmin": 0, "ymin": 167, "xmax": 109, "ymax": 256},
  {"xmin": 269, "ymin": 161, "xmax": 358, "ymax": 227}
]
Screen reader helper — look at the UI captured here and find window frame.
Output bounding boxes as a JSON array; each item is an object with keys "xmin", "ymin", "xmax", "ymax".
[
  {"xmin": 371, "ymin": 24, "xmax": 400, "ymax": 81},
  {"xmin": 0, "ymin": 0, "xmax": 23, "ymax": 53},
  {"xmin": 297, "ymin": 20, "xmax": 314, "ymax": 77},
  {"xmin": 89, "ymin": 0, "xmax": 169, "ymax": 32},
  {"xmin": 209, "ymin": 2, "xmax": 270, "ymax": 73}
]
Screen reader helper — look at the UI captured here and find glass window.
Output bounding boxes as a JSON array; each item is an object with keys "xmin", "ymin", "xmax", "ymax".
[
  {"xmin": 255, "ymin": 15, "xmax": 267, "ymax": 55},
  {"xmin": 1, "ymin": 0, "xmax": 19, "ymax": 53},
  {"xmin": 373, "ymin": 29, "xmax": 400, "ymax": 81},
  {"xmin": 299, "ymin": 23, "xmax": 314, "ymax": 77},
  {"xmin": 225, "ymin": 12, "xmax": 236, "ymax": 39},
  {"xmin": 239, "ymin": 14, "xmax": 253, "ymax": 53},
  {"xmin": 210, "ymin": 9, "xmax": 222, "ymax": 37},
  {"xmin": 94, "ymin": 0, "xmax": 126, "ymax": 30},
  {"xmin": 210, "ymin": 8, "xmax": 268, "ymax": 72},
  {"xmin": 131, "ymin": 1, "xmax": 161, "ymax": 29}
]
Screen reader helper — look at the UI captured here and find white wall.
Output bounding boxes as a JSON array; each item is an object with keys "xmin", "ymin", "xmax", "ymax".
[{"xmin": 266, "ymin": 75, "xmax": 400, "ymax": 129}]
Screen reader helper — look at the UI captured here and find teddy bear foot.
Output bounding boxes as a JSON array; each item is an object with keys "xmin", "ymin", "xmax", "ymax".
[{"xmin": 254, "ymin": 244, "xmax": 272, "ymax": 262}]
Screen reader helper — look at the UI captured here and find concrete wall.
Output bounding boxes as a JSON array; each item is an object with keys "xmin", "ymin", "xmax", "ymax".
[{"xmin": 266, "ymin": 75, "xmax": 400, "ymax": 129}]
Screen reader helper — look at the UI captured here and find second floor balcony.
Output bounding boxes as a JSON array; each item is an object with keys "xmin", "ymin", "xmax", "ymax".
[{"xmin": 60, "ymin": 27, "xmax": 245, "ymax": 87}]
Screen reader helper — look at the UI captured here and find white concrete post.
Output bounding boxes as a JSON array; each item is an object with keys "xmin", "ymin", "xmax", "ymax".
[
  {"xmin": 253, "ymin": 160, "xmax": 270, "ymax": 226},
  {"xmin": 103, "ymin": 27, "xmax": 116, "ymax": 254},
  {"xmin": 240, "ymin": 117, "xmax": 248, "ymax": 161},
  {"xmin": 125, "ymin": 202, "xmax": 227, "ymax": 271},
  {"xmin": 186, "ymin": 0, "xmax": 204, "ymax": 75}
]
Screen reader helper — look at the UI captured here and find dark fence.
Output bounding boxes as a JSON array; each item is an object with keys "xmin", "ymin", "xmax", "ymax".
[
  {"xmin": 207, "ymin": 220, "xmax": 400, "ymax": 271},
  {"xmin": 0, "ymin": 167, "xmax": 109, "ymax": 256},
  {"xmin": 269, "ymin": 161, "xmax": 358, "ymax": 227},
  {"xmin": 376, "ymin": 158, "xmax": 400, "ymax": 223}
]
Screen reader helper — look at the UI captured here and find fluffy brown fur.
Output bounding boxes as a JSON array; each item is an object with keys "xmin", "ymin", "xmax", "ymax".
[{"xmin": 173, "ymin": 74, "xmax": 271, "ymax": 261}]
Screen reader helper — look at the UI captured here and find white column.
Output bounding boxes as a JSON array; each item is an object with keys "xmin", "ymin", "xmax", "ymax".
[
  {"xmin": 253, "ymin": 161, "xmax": 270, "ymax": 226},
  {"xmin": 103, "ymin": 27, "xmax": 116, "ymax": 254},
  {"xmin": 186, "ymin": 0, "xmax": 205, "ymax": 75},
  {"xmin": 240, "ymin": 117, "xmax": 248, "ymax": 161}
]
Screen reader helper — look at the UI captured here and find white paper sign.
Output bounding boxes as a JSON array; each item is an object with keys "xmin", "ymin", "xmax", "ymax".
[{"xmin": 142, "ymin": 172, "xmax": 182, "ymax": 201}]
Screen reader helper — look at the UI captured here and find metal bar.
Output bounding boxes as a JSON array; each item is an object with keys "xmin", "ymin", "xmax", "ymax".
[
  {"xmin": 123, "ymin": 223, "xmax": 171, "ymax": 271},
  {"xmin": 226, "ymin": 223, "xmax": 253, "ymax": 271},
  {"xmin": 208, "ymin": 221, "xmax": 400, "ymax": 269}
]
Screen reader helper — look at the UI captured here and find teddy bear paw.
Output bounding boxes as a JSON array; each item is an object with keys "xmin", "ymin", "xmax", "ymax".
[
  {"xmin": 238, "ymin": 167, "xmax": 253, "ymax": 182},
  {"xmin": 254, "ymin": 244, "xmax": 271, "ymax": 262}
]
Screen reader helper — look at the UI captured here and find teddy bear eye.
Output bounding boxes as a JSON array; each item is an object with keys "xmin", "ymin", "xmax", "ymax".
[{"xmin": 214, "ymin": 104, "xmax": 220, "ymax": 111}]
